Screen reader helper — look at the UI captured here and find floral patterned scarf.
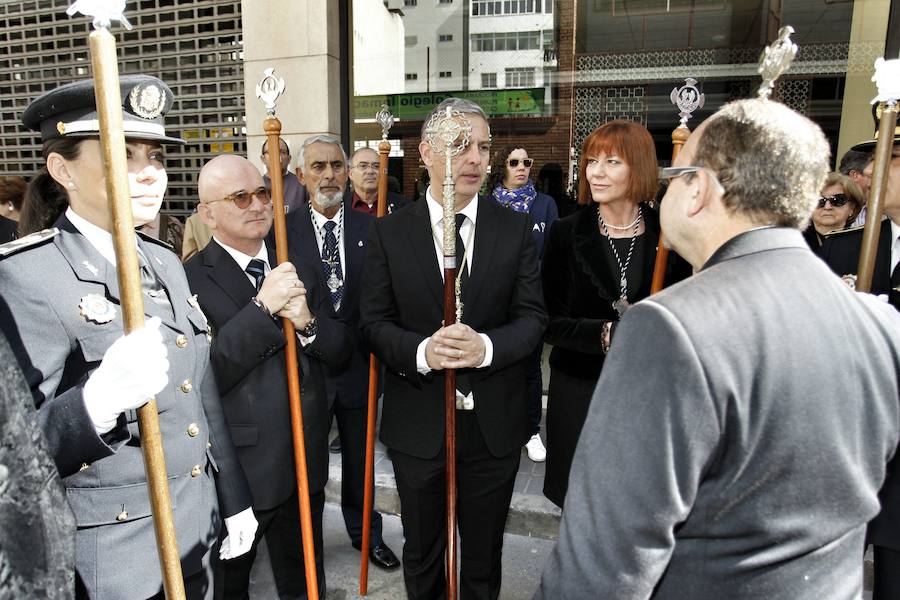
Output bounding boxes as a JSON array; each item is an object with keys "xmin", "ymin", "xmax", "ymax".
[{"xmin": 492, "ymin": 180, "xmax": 537, "ymax": 214}]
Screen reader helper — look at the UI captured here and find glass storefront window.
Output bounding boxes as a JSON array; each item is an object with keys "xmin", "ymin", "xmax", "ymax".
[{"xmin": 350, "ymin": 0, "xmax": 886, "ymax": 212}]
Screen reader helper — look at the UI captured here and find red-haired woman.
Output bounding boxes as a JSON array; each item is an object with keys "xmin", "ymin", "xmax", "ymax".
[{"xmin": 541, "ymin": 120, "xmax": 687, "ymax": 507}]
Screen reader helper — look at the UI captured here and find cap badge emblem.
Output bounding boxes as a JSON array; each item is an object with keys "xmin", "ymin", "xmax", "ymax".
[
  {"xmin": 79, "ymin": 294, "xmax": 117, "ymax": 324},
  {"xmin": 57, "ymin": 121, "xmax": 66, "ymax": 135},
  {"xmin": 128, "ymin": 83, "xmax": 166, "ymax": 120}
]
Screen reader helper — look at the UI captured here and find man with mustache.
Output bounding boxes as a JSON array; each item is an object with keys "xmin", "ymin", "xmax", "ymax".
[
  {"xmin": 347, "ymin": 146, "xmax": 408, "ymax": 216},
  {"xmin": 359, "ymin": 98, "xmax": 547, "ymax": 599},
  {"xmin": 284, "ymin": 135, "xmax": 400, "ymax": 571}
]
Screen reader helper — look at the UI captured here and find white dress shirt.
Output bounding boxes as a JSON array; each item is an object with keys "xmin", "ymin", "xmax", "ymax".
[
  {"xmin": 414, "ymin": 188, "xmax": 494, "ymax": 409},
  {"xmin": 67, "ymin": 207, "xmax": 122, "ymax": 266},
  {"xmin": 890, "ymin": 219, "xmax": 900, "ymax": 276}
]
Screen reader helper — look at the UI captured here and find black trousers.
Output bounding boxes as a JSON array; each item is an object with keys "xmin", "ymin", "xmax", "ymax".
[
  {"xmin": 873, "ymin": 545, "xmax": 900, "ymax": 599},
  {"xmin": 525, "ymin": 343, "xmax": 544, "ymax": 435},
  {"xmin": 332, "ymin": 398, "xmax": 384, "ymax": 548},
  {"xmin": 215, "ymin": 491, "xmax": 325, "ymax": 600},
  {"xmin": 389, "ymin": 410, "xmax": 520, "ymax": 600}
]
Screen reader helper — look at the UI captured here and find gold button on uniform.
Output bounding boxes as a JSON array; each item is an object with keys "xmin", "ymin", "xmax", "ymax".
[
  {"xmin": 191, "ymin": 464, "xmax": 202, "ymax": 477},
  {"xmin": 180, "ymin": 379, "xmax": 193, "ymax": 393},
  {"xmin": 187, "ymin": 423, "xmax": 200, "ymax": 437},
  {"xmin": 116, "ymin": 510, "xmax": 128, "ymax": 522},
  {"xmin": 175, "ymin": 335, "xmax": 188, "ymax": 348}
]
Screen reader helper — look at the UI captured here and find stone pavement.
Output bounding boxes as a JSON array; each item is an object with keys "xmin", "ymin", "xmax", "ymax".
[{"xmin": 325, "ymin": 417, "xmax": 561, "ymax": 542}]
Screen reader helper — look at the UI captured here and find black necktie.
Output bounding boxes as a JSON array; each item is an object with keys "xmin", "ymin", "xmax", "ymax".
[
  {"xmin": 322, "ymin": 221, "xmax": 344, "ymax": 310},
  {"xmin": 246, "ymin": 259, "xmax": 266, "ymax": 292},
  {"xmin": 454, "ymin": 213, "xmax": 472, "ymax": 400},
  {"xmin": 136, "ymin": 246, "xmax": 172, "ymax": 314}
]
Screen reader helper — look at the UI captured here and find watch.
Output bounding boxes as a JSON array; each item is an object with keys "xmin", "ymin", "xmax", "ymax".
[
  {"xmin": 299, "ymin": 316, "xmax": 317, "ymax": 338},
  {"xmin": 249, "ymin": 296, "xmax": 272, "ymax": 319}
]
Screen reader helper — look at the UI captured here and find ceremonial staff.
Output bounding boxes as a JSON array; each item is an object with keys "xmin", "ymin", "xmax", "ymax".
[
  {"xmin": 256, "ymin": 68, "xmax": 320, "ymax": 600},
  {"xmin": 360, "ymin": 104, "xmax": 394, "ymax": 595},
  {"xmin": 651, "ymin": 78, "xmax": 703, "ymax": 293},
  {"xmin": 422, "ymin": 106, "xmax": 473, "ymax": 600},
  {"xmin": 854, "ymin": 58, "xmax": 900, "ymax": 293},
  {"xmin": 70, "ymin": 3, "xmax": 187, "ymax": 598}
]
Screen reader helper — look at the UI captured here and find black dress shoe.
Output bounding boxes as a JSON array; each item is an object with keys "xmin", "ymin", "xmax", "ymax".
[
  {"xmin": 368, "ymin": 543, "xmax": 400, "ymax": 570},
  {"xmin": 328, "ymin": 436, "xmax": 341, "ymax": 454}
]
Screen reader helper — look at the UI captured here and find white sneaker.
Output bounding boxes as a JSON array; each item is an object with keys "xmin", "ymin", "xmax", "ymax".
[{"xmin": 525, "ymin": 433, "xmax": 546, "ymax": 462}]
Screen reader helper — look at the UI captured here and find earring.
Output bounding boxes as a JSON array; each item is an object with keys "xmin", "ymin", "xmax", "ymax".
[
  {"xmin": 67, "ymin": 182, "xmax": 75, "ymax": 189},
  {"xmin": 6, "ymin": 203, "xmax": 13, "ymax": 212}
]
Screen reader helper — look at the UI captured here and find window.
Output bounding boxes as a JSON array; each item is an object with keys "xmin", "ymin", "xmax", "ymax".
[
  {"xmin": 405, "ymin": 35, "xmax": 418, "ymax": 46},
  {"xmin": 404, "ymin": 0, "xmax": 417, "ymax": 6},
  {"xmin": 472, "ymin": 0, "xmax": 501, "ymax": 14},
  {"xmin": 505, "ymin": 67, "xmax": 535, "ymax": 87},
  {"xmin": 472, "ymin": 31, "xmax": 541, "ymax": 52},
  {"xmin": 405, "ymin": 73, "xmax": 418, "ymax": 80},
  {"xmin": 439, "ymin": 71, "xmax": 452, "ymax": 78},
  {"xmin": 438, "ymin": 34, "xmax": 453, "ymax": 42},
  {"xmin": 481, "ymin": 72, "xmax": 497, "ymax": 88},
  {"xmin": 504, "ymin": 0, "xmax": 535, "ymax": 13},
  {"xmin": 439, "ymin": 0, "xmax": 453, "ymax": 3}
]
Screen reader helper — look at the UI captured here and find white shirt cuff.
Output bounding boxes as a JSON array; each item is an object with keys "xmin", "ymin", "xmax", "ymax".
[
  {"xmin": 297, "ymin": 332, "xmax": 316, "ymax": 346},
  {"xmin": 416, "ymin": 337, "xmax": 432, "ymax": 374},
  {"xmin": 477, "ymin": 333, "xmax": 493, "ymax": 368}
]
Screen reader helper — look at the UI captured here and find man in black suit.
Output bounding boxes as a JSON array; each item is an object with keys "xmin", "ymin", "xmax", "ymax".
[
  {"xmin": 347, "ymin": 146, "xmax": 408, "ymax": 216},
  {"xmin": 185, "ymin": 154, "xmax": 352, "ymax": 599},
  {"xmin": 262, "ymin": 138, "xmax": 307, "ymax": 214},
  {"xmin": 359, "ymin": 98, "xmax": 547, "ymax": 599},
  {"xmin": 285, "ymin": 134, "xmax": 400, "ymax": 570},
  {"xmin": 821, "ymin": 124, "xmax": 900, "ymax": 600}
]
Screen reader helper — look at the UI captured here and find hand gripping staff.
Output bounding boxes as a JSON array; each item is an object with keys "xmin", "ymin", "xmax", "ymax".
[
  {"xmin": 421, "ymin": 106, "xmax": 473, "ymax": 600},
  {"xmin": 256, "ymin": 68, "xmax": 320, "ymax": 600},
  {"xmin": 360, "ymin": 104, "xmax": 395, "ymax": 595},
  {"xmin": 854, "ymin": 57, "xmax": 900, "ymax": 293},
  {"xmin": 68, "ymin": 2, "xmax": 186, "ymax": 598}
]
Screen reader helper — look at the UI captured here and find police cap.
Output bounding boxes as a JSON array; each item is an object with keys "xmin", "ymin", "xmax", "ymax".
[{"xmin": 21, "ymin": 74, "xmax": 184, "ymax": 145}]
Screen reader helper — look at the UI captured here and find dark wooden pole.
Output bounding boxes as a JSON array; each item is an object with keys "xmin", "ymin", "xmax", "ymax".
[
  {"xmin": 359, "ymin": 137, "xmax": 391, "ymax": 595},
  {"xmin": 264, "ymin": 117, "xmax": 320, "ymax": 600}
]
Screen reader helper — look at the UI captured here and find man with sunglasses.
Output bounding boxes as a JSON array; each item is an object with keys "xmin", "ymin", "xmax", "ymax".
[
  {"xmin": 347, "ymin": 146, "xmax": 408, "ymax": 216},
  {"xmin": 536, "ymin": 98, "xmax": 900, "ymax": 600},
  {"xmin": 186, "ymin": 154, "xmax": 352, "ymax": 599}
]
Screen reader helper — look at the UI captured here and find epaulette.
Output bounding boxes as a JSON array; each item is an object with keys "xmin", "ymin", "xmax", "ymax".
[
  {"xmin": 0, "ymin": 227, "xmax": 59, "ymax": 258},
  {"xmin": 136, "ymin": 229, "xmax": 174, "ymax": 251},
  {"xmin": 823, "ymin": 224, "xmax": 865, "ymax": 237}
]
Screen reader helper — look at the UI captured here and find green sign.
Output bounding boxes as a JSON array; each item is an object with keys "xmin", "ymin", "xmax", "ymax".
[{"xmin": 355, "ymin": 88, "xmax": 545, "ymax": 120}]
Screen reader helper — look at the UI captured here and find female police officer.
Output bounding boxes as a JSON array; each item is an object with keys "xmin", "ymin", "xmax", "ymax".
[{"xmin": 0, "ymin": 75, "xmax": 255, "ymax": 599}]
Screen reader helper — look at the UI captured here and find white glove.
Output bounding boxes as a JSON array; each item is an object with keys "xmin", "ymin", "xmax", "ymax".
[
  {"xmin": 220, "ymin": 507, "xmax": 258, "ymax": 560},
  {"xmin": 83, "ymin": 317, "xmax": 169, "ymax": 434}
]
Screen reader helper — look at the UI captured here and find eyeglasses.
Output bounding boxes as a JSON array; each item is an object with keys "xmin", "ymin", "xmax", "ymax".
[
  {"xmin": 660, "ymin": 166, "xmax": 702, "ymax": 180},
  {"xmin": 351, "ymin": 161, "xmax": 379, "ymax": 171},
  {"xmin": 210, "ymin": 186, "xmax": 272, "ymax": 209},
  {"xmin": 508, "ymin": 158, "xmax": 533, "ymax": 168},
  {"xmin": 817, "ymin": 194, "xmax": 849, "ymax": 208}
]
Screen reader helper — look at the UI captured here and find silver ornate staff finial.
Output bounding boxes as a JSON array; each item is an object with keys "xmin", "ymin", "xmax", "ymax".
[
  {"xmin": 256, "ymin": 68, "xmax": 286, "ymax": 116},
  {"xmin": 376, "ymin": 104, "xmax": 395, "ymax": 140},
  {"xmin": 66, "ymin": 0, "xmax": 133, "ymax": 30},
  {"xmin": 423, "ymin": 106, "xmax": 473, "ymax": 324},
  {"xmin": 757, "ymin": 26, "xmax": 798, "ymax": 100},
  {"xmin": 670, "ymin": 78, "xmax": 704, "ymax": 127}
]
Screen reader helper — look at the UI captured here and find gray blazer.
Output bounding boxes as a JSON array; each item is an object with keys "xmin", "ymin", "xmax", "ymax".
[
  {"xmin": 535, "ymin": 227, "xmax": 900, "ymax": 600},
  {"xmin": 0, "ymin": 216, "xmax": 251, "ymax": 600}
]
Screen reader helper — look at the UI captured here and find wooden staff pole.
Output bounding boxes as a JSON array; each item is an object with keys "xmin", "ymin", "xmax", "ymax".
[
  {"xmin": 89, "ymin": 27, "xmax": 186, "ymax": 600},
  {"xmin": 263, "ymin": 116, "xmax": 320, "ymax": 600},
  {"xmin": 855, "ymin": 102, "xmax": 899, "ymax": 293},
  {"xmin": 442, "ymin": 145, "xmax": 459, "ymax": 600},
  {"xmin": 650, "ymin": 127, "xmax": 689, "ymax": 293},
  {"xmin": 360, "ymin": 127, "xmax": 392, "ymax": 595}
]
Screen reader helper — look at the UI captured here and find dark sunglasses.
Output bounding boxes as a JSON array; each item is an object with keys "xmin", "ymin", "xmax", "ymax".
[
  {"xmin": 817, "ymin": 194, "xmax": 849, "ymax": 208},
  {"xmin": 508, "ymin": 158, "xmax": 533, "ymax": 168},
  {"xmin": 211, "ymin": 186, "xmax": 272, "ymax": 209}
]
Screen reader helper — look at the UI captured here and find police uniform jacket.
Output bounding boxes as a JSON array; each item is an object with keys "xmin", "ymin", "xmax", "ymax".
[{"xmin": 0, "ymin": 215, "xmax": 251, "ymax": 600}]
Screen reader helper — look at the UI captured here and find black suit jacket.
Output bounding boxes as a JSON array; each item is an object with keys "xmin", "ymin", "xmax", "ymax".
[
  {"xmin": 821, "ymin": 219, "xmax": 897, "ymax": 307},
  {"xmin": 284, "ymin": 198, "xmax": 375, "ymax": 408},
  {"xmin": 359, "ymin": 196, "xmax": 548, "ymax": 459},
  {"xmin": 184, "ymin": 240, "xmax": 352, "ymax": 510}
]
